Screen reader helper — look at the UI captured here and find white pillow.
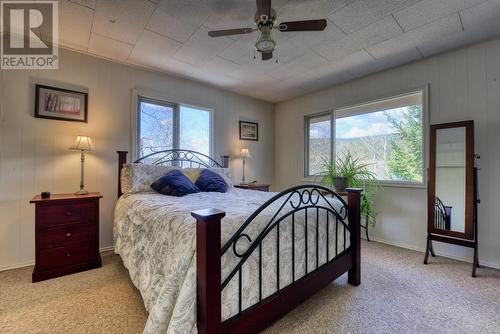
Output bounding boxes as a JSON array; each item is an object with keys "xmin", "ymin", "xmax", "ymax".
[{"xmin": 121, "ymin": 163, "xmax": 178, "ymax": 194}]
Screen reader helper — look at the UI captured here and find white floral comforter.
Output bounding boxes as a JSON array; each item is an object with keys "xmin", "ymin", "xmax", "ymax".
[{"xmin": 114, "ymin": 188, "xmax": 348, "ymax": 334}]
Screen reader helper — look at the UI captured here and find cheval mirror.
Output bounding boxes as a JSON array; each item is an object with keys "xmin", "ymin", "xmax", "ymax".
[{"xmin": 424, "ymin": 120, "xmax": 480, "ymax": 277}]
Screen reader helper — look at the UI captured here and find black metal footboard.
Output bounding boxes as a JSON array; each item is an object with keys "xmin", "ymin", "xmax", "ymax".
[{"xmin": 192, "ymin": 185, "xmax": 362, "ymax": 334}]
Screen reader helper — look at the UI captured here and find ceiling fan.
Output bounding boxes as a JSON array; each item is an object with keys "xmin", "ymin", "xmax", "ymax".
[{"xmin": 208, "ymin": 0, "xmax": 327, "ymax": 61}]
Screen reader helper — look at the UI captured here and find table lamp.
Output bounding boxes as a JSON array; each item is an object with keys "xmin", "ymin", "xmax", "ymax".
[
  {"xmin": 240, "ymin": 148, "xmax": 251, "ymax": 183},
  {"xmin": 70, "ymin": 135, "xmax": 94, "ymax": 195}
]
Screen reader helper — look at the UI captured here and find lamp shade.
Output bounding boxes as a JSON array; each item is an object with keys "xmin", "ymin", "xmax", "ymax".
[
  {"xmin": 240, "ymin": 148, "xmax": 251, "ymax": 158},
  {"xmin": 70, "ymin": 135, "xmax": 94, "ymax": 151}
]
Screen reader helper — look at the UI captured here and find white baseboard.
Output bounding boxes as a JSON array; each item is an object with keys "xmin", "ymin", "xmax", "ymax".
[
  {"xmin": 369, "ymin": 237, "xmax": 426, "ymax": 253},
  {"xmin": 0, "ymin": 246, "xmax": 115, "ymax": 272},
  {"xmin": 99, "ymin": 246, "xmax": 115, "ymax": 253},
  {"xmin": 0, "ymin": 260, "xmax": 35, "ymax": 272},
  {"xmin": 371, "ymin": 237, "xmax": 500, "ymax": 270}
]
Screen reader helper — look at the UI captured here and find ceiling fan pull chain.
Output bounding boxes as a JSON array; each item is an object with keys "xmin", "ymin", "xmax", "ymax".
[{"xmin": 253, "ymin": 49, "xmax": 256, "ymax": 60}]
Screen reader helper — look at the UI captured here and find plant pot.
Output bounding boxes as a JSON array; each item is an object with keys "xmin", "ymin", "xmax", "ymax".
[{"xmin": 334, "ymin": 177, "xmax": 348, "ymax": 193}]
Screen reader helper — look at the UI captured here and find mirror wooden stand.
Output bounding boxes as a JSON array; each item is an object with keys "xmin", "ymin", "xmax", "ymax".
[{"xmin": 424, "ymin": 120, "xmax": 480, "ymax": 277}]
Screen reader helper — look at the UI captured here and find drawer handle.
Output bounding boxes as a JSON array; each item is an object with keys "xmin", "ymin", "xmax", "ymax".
[
  {"xmin": 66, "ymin": 233, "xmax": 72, "ymax": 237},
  {"xmin": 65, "ymin": 211, "xmax": 72, "ymax": 216},
  {"xmin": 66, "ymin": 252, "xmax": 71, "ymax": 257}
]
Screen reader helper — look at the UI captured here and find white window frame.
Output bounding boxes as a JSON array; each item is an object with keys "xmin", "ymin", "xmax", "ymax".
[
  {"xmin": 304, "ymin": 111, "xmax": 334, "ymax": 178},
  {"xmin": 131, "ymin": 89, "xmax": 214, "ymax": 161},
  {"xmin": 304, "ymin": 86, "xmax": 429, "ymax": 188}
]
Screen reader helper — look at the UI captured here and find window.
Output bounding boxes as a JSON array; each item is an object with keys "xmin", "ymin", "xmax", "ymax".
[
  {"xmin": 139, "ymin": 98, "xmax": 174, "ymax": 157},
  {"xmin": 305, "ymin": 90, "xmax": 425, "ymax": 185},
  {"xmin": 180, "ymin": 105, "xmax": 211, "ymax": 157},
  {"xmin": 306, "ymin": 114, "xmax": 332, "ymax": 176},
  {"xmin": 138, "ymin": 96, "xmax": 212, "ymax": 158}
]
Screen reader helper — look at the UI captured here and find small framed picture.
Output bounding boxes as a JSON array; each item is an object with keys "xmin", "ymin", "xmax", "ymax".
[
  {"xmin": 35, "ymin": 84, "xmax": 88, "ymax": 123},
  {"xmin": 239, "ymin": 120, "xmax": 258, "ymax": 141}
]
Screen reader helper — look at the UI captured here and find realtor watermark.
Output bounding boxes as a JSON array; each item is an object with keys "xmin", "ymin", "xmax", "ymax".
[{"xmin": 1, "ymin": 0, "xmax": 58, "ymax": 69}]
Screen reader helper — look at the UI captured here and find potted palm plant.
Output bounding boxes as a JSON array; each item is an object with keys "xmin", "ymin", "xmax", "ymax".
[{"xmin": 316, "ymin": 152, "xmax": 381, "ymax": 228}]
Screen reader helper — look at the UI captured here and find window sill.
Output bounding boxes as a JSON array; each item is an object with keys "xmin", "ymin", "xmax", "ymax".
[{"xmin": 299, "ymin": 178, "xmax": 427, "ymax": 190}]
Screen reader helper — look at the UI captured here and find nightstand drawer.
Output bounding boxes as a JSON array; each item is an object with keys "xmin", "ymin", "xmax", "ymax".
[
  {"xmin": 39, "ymin": 224, "xmax": 95, "ymax": 250},
  {"xmin": 37, "ymin": 202, "xmax": 96, "ymax": 226},
  {"xmin": 38, "ymin": 244, "xmax": 96, "ymax": 270}
]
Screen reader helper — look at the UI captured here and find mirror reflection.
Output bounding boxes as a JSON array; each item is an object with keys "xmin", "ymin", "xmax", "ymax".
[{"xmin": 434, "ymin": 127, "xmax": 466, "ymax": 232}]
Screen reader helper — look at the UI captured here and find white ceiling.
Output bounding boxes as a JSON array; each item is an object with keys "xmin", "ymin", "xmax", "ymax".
[{"xmin": 53, "ymin": 0, "xmax": 500, "ymax": 102}]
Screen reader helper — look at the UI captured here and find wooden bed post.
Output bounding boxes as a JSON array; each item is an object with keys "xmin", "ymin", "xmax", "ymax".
[
  {"xmin": 347, "ymin": 188, "xmax": 362, "ymax": 286},
  {"xmin": 191, "ymin": 208, "xmax": 225, "ymax": 334},
  {"xmin": 117, "ymin": 151, "xmax": 128, "ymax": 198}
]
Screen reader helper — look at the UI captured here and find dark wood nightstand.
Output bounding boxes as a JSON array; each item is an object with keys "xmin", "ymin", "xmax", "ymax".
[
  {"xmin": 30, "ymin": 192, "xmax": 103, "ymax": 282},
  {"xmin": 234, "ymin": 183, "xmax": 271, "ymax": 192}
]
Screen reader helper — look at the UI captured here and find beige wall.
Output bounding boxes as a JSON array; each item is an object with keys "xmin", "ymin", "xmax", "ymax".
[
  {"xmin": 275, "ymin": 38, "xmax": 500, "ymax": 268},
  {"xmin": 0, "ymin": 48, "xmax": 274, "ymax": 270}
]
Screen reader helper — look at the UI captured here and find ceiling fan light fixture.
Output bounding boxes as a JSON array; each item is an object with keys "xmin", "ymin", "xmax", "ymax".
[{"xmin": 254, "ymin": 25, "xmax": 276, "ymax": 53}]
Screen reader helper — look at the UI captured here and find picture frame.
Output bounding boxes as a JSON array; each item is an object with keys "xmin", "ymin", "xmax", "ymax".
[
  {"xmin": 35, "ymin": 84, "xmax": 88, "ymax": 123},
  {"xmin": 239, "ymin": 120, "xmax": 258, "ymax": 141}
]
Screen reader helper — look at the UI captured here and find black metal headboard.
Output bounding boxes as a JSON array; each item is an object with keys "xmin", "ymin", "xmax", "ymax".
[
  {"xmin": 117, "ymin": 149, "xmax": 230, "ymax": 198},
  {"xmin": 135, "ymin": 149, "xmax": 223, "ymax": 168}
]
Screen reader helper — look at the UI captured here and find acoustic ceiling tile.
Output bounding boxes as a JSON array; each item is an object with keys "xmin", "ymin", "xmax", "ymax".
[
  {"xmin": 226, "ymin": 65, "xmax": 277, "ymax": 85},
  {"xmin": 57, "ymin": 0, "xmax": 94, "ymax": 51},
  {"xmin": 129, "ymin": 30, "xmax": 183, "ymax": 68},
  {"xmin": 274, "ymin": 39, "xmax": 309, "ymax": 64},
  {"xmin": 88, "ymin": 33, "xmax": 134, "ymax": 61},
  {"xmin": 461, "ymin": 0, "xmax": 500, "ymax": 29},
  {"xmin": 160, "ymin": 58, "xmax": 200, "ymax": 77},
  {"xmin": 156, "ymin": 0, "xmax": 213, "ymax": 28},
  {"xmin": 367, "ymin": 13, "xmax": 462, "ymax": 59},
  {"xmin": 188, "ymin": 69, "xmax": 244, "ymax": 88},
  {"xmin": 418, "ymin": 20, "xmax": 500, "ymax": 57},
  {"xmin": 203, "ymin": 1, "xmax": 256, "ymax": 30},
  {"xmin": 264, "ymin": 86, "xmax": 309, "ymax": 103},
  {"xmin": 174, "ymin": 27, "xmax": 234, "ymax": 66},
  {"xmin": 268, "ymin": 52, "xmax": 329, "ymax": 81},
  {"xmin": 199, "ymin": 56, "xmax": 241, "ymax": 74},
  {"xmin": 394, "ymin": 0, "xmax": 485, "ymax": 32},
  {"xmin": 329, "ymin": 49, "xmax": 375, "ymax": 75},
  {"xmin": 349, "ymin": 15, "xmax": 403, "ymax": 49},
  {"xmin": 298, "ymin": 70, "xmax": 355, "ymax": 93},
  {"xmin": 316, "ymin": 35, "xmax": 360, "ymax": 62},
  {"xmin": 277, "ymin": 0, "xmax": 351, "ymax": 21},
  {"xmin": 93, "ymin": 0, "xmax": 156, "ymax": 44},
  {"xmin": 173, "ymin": 45, "xmax": 225, "ymax": 67},
  {"xmin": 218, "ymin": 41, "xmax": 256, "ymax": 65},
  {"xmin": 147, "ymin": 8, "xmax": 198, "ymax": 43},
  {"xmin": 328, "ymin": 0, "xmax": 420, "ymax": 34},
  {"xmin": 356, "ymin": 47, "xmax": 422, "ymax": 76}
]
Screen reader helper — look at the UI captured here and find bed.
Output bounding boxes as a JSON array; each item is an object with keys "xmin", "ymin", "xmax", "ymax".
[{"xmin": 115, "ymin": 150, "xmax": 362, "ymax": 334}]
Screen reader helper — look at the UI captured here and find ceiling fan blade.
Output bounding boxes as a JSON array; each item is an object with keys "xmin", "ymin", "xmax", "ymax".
[
  {"xmin": 278, "ymin": 19, "xmax": 327, "ymax": 32},
  {"xmin": 256, "ymin": 0, "xmax": 271, "ymax": 18},
  {"xmin": 262, "ymin": 52, "xmax": 273, "ymax": 61},
  {"xmin": 208, "ymin": 28, "xmax": 256, "ymax": 37}
]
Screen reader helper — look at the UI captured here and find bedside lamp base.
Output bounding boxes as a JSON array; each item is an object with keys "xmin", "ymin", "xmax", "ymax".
[{"xmin": 75, "ymin": 190, "xmax": 89, "ymax": 195}]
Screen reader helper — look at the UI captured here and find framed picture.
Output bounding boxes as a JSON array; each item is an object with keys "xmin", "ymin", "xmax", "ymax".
[
  {"xmin": 35, "ymin": 84, "xmax": 88, "ymax": 123},
  {"xmin": 239, "ymin": 120, "xmax": 258, "ymax": 141}
]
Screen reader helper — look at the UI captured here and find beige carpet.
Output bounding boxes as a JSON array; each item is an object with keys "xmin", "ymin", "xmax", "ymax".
[{"xmin": 1, "ymin": 241, "xmax": 499, "ymax": 334}]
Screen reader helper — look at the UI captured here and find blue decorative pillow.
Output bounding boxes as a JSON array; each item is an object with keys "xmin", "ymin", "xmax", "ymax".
[
  {"xmin": 195, "ymin": 169, "xmax": 228, "ymax": 193},
  {"xmin": 151, "ymin": 170, "xmax": 200, "ymax": 197}
]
